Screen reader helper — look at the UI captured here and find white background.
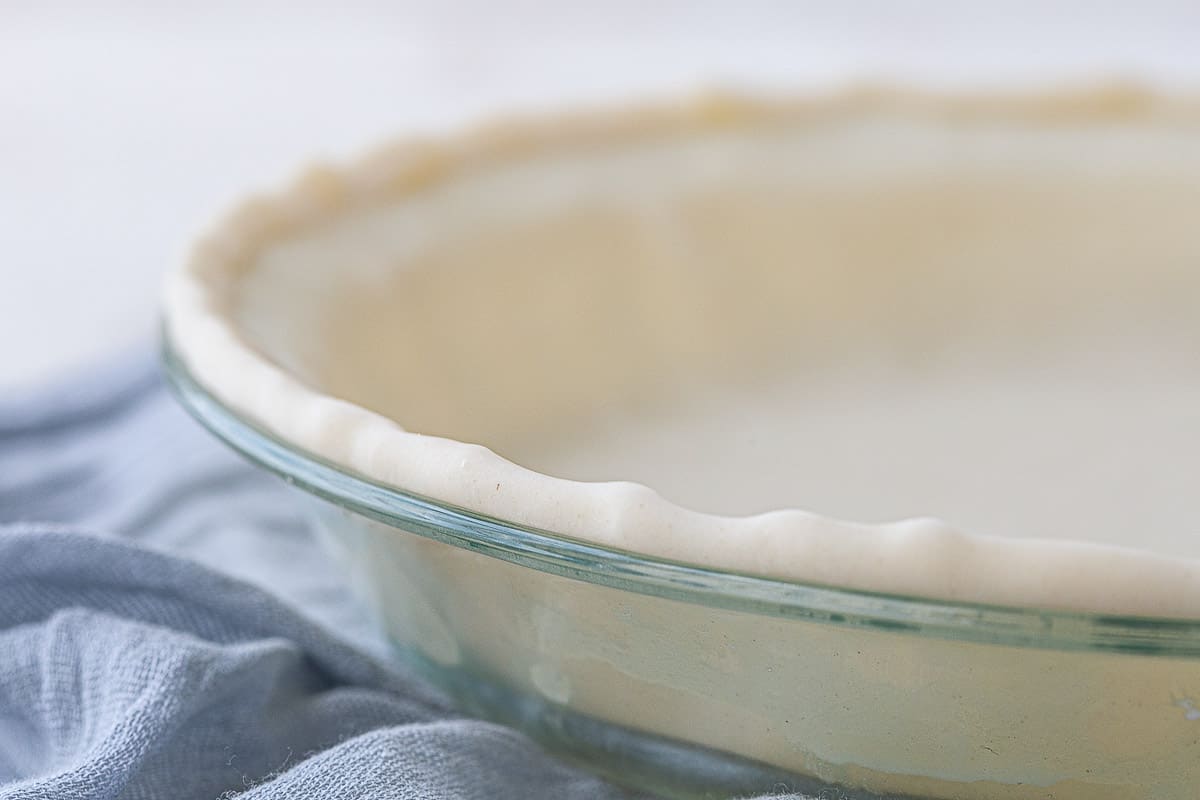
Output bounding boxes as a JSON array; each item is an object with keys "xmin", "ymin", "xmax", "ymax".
[{"xmin": 3, "ymin": 1, "xmax": 1200, "ymax": 388}]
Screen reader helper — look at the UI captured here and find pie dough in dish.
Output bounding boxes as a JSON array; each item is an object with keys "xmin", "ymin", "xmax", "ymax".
[
  {"xmin": 166, "ymin": 87, "xmax": 1200, "ymax": 617},
  {"xmin": 164, "ymin": 88, "xmax": 1200, "ymax": 799}
]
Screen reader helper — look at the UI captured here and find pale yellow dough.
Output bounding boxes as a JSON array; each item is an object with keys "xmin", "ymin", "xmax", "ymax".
[{"xmin": 166, "ymin": 88, "xmax": 1200, "ymax": 617}]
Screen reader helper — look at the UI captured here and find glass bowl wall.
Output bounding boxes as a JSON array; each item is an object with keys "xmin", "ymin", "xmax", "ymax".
[{"xmin": 165, "ymin": 344, "xmax": 1200, "ymax": 800}]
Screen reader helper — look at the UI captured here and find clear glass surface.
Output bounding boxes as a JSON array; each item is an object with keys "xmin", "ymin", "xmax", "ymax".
[{"xmin": 163, "ymin": 341, "xmax": 1200, "ymax": 799}]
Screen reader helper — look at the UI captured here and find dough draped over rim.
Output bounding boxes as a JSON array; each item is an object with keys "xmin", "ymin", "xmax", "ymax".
[{"xmin": 164, "ymin": 86, "xmax": 1200, "ymax": 618}]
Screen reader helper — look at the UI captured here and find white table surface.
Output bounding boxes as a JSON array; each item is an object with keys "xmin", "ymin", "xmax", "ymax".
[{"xmin": 3, "ymin": 1, "xmax": 1199, "ymax": 389}]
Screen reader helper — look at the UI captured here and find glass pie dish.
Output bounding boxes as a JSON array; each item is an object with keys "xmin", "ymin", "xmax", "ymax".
[{"xmin": 162, "ymin": 88, "xmax": 1200, "ymax": 799}]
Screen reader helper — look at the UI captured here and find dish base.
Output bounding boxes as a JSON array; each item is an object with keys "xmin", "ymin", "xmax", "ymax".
[{"xmin": 396, "ymin": 646, "xmax": 910, "ymax": 800}]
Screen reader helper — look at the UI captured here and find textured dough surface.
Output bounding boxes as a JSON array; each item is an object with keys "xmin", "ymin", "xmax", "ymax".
[{"xmin": 168, "ymin": 91, "xmax": 1200, "ymax": 616}]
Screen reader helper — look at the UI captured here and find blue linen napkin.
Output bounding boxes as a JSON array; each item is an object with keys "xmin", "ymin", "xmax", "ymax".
[{"xmin": 0, "ymin": 354, "xmax": 677, "ymax": 799}]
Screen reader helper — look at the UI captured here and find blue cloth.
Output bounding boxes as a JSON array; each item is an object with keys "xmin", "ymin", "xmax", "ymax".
[{"xmin": 0, "ymin": 355, "xmax": 680, "ymax": 799}]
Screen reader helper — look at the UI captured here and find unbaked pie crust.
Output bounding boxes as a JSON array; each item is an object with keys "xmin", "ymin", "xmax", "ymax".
[{"xmin": 165, "ymin": 86, "xmax": 1200, "ymax": 618}]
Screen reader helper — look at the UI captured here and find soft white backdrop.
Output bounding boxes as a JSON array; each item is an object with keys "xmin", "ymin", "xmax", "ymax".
[{"xmin": 3, "ymin": 1, "xmax": 1199, "ymax": 388}]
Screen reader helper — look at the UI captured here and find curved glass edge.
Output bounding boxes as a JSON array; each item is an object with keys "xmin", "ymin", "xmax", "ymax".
[{"xmin": 161, "ymin": 337, "xmax": 1200, "ymax": 656}]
